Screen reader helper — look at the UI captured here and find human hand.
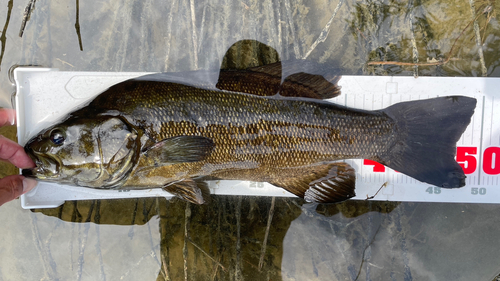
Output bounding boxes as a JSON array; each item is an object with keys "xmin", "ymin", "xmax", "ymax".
[{"xmin": 0, "ymin": 109, "xmax": 37, "ymax": 206}]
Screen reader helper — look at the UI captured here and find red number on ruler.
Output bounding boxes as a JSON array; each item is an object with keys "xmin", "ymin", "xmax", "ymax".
[
  {"xmin": 483, "ymin": 147, "xmax": 500, "ymax": 175},
  {"xmin": 363, "ymin": 159, "xmax": 385, "ymax": 172},
  {"xmin": 456, "ymin": 146, "xmax": 477, "ymax": 174},
  {"xmin": 364, "ymin": 147, "xmax": 500, "ymax": 175}
]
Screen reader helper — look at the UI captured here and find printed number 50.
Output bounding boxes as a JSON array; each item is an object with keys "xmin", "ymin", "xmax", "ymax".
[
  {"xmin": 457, "ymin": 146, "xmax": 500, "ymax": 175},
  {"xmin": 471, "ymin": 187, "xmax": 487, "ymax": 195},
  {"xmin": 456, "ymin": 147, "xmax": 477, "ymax": 174}
]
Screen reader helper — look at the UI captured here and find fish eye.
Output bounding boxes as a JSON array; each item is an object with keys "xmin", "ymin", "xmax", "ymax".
[{"xmin": 49, "ymin": 129, "xmax": 65, "ymax": 145}]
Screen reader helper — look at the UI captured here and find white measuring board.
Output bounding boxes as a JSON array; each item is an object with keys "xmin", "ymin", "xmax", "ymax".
[{"xmin": 14, "ymin": 68, "xmax": 500, "ymax": 209}]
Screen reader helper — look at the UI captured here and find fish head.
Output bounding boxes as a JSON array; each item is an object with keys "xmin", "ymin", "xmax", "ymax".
[{"xmin": 23, "ymin": 116, "xmax": 140, "ymax": 188}]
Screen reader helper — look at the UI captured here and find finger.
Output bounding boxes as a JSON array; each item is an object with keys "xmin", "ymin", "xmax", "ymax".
[
  {"xmin": 0, "ymin": 108, "xmax": 16, "ymax": 126},
  {"xmin": 0, "ymin": 135, "xmax": 35, "ymax": 168},
  {"xmin": 0, "ymin": 175, "xmax": 37, "ymax": 207}
]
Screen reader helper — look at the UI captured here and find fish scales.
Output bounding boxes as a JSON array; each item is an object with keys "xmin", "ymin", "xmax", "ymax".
[{"xmin": 79, "ymin": 81, "xmax": 396, "ymax": 174}]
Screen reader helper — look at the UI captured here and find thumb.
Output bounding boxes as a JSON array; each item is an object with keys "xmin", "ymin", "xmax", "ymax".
[{"xmin": 0, "ymin": 175, "xmax": 37, "ymax": 206}]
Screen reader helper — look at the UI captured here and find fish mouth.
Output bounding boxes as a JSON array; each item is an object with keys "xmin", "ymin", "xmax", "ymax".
[{"xmin": 23, "ymin": 147, "xmax": 61, "ymax": 179}]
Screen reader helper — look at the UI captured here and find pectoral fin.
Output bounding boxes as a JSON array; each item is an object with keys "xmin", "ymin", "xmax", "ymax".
[
  {"xmin": 143, "ymin": 136, "xmax": 214, "ymax": 166},
  {"xmin": 163, "ymin": 179, "xmax": 211, "ymax": 204},
  {"xmin": 270, "ymin": 163, "xmax": 356, "ymax": 203}
]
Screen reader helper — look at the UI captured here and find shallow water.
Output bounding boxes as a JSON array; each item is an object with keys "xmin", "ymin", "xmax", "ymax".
[{"xmin": 1, "ymin": 0, "xmax": 500, "ymax": 280}]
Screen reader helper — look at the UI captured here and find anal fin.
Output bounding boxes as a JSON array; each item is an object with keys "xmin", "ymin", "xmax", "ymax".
[
  {"xmin": 270, "ymin": 163, "xmax": 356, "ymax": 203},
  {"xmin": 163, "ymin": 179, "xmax": 211, "ymax": 204}
]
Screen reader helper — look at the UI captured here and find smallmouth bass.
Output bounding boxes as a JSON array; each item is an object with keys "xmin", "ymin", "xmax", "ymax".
[{"xmin": 21, "ymin": 44, "xmax": 476, "ymax": 204}]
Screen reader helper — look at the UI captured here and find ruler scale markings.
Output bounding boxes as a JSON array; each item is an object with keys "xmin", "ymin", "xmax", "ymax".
[
  {"xmin": 16, "ymin": 72, "xmax": 500, "ymax": 207},
  {"xmin": 490, "ymin": 96, "xmax": 494, "ymax": 146},
  {"xmin": 363, "ymin": 92, "xmax": 367, "ymax": 184},
  {"xmin": 488, "ymin": 97, "xmax": 497, "ymax": 185},
  {"xmin": 466, "ymin": 101, "xmax": 474, "ymax": 186},
  {"xmin": 478, "ymin": 96, "xmax": 486, "ymax": 185},
  {"xmin": 471, "ymin": 95, "xmax": 475, "ymax": 144},
  {"xmin": 363, "ymin": 92, "xmax": 365, "ymax": 110}
]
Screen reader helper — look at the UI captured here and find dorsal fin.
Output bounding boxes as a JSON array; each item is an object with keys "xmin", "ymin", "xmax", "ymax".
[
  {"xmin": 279, "ymin": 59, "xmax": 342, "ymax": 99},
  {"xmin": 216, "ymin": 39, "xmax": 341, "ymax": 99},
  {"xmin": 216, "ymin": 39, "xmax": 282, "ymax": 96},
  {"xmin": 216, "ymin": 64, "xmax": 282, "ymax": 97},
  {"xmin": 279, "ymin": 72, "xmax": 341, "ymax": 99}
]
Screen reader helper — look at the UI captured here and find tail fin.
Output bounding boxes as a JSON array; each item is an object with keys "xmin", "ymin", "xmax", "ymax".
[{"xmin": 377, "ymin": 96, "xmax": 477, "ymax": 188}]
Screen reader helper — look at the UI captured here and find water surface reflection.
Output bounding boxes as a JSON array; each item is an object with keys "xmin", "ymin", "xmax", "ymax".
[
  {"xmin": 1, "ymin": 0, "xmax": 500, "ymax": 280},
  {"xmin": 27, "ymin": 198, "xmax": 500, "ymax": 281},
  {"xmin": 30, "ymin": 197, "xmax": 397, "ymax": 280}
]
